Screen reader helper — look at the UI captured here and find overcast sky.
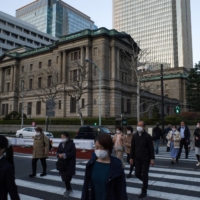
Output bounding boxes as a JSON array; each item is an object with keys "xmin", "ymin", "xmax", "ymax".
[{"xmin": 0, "ymin": 0, "xmax": 199, "ymax": 65}]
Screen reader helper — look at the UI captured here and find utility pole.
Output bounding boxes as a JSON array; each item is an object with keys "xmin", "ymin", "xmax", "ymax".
[{"xmin": 161, "ymin": 64, "xmax": 164, "ymax": 133}]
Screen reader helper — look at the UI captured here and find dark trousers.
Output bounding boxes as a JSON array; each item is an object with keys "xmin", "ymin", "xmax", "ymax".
[
  {"xmin": 65, "ymin": 176, "xmax": 72, "ymax": 191},
  {"xmin": 32, "ymin": 158, "xmax": 47, "ymax": 175},
  {"xmin": 134, "ymin": 159, "xmax": 150, "ymax": 194},
  {"xmin": 177, "ymin": 138, "xmax": 188, "ymax": 158},
  {"xmin": 127, "ymin": 154, "xmax": 134, "ymax": 174}
]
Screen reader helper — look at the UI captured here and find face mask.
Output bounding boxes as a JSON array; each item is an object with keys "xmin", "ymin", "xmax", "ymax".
[
  {"xmin": 127, "ymin": 131, "xmax": 131, "ymax": 134},
  {"xmin": 137, "ymin": 126, "xmax": 143, "ymax": 133},
  {"xmin": 95, "ymin": 150, "xmax": 108, "ymax": 159},
  {"xmin": 62, "ymin": 138, "xmax": 67, "ymax": 143},
  {"xmin": 197, "ymin": 125, "xmax": 199, "ymax": 128},
  {"xmin": 172, "ymin": 129, "xmax": 176, "ymax": 132},
  {"xmin": 36, "ymin": 132, "xmax": 40, "ymax": 136},
  {"xmin": 116, "ymin": 130, "xmax": 120, "ymax": 134}
]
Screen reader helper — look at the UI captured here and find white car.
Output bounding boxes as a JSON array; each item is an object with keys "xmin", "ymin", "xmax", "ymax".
[{"xmin": 16, "ymin": 127, "xmax": 54, "ymax": 138}]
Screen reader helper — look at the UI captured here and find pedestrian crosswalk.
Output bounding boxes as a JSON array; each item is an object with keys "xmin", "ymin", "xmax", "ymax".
[{"xmin": 14, "ymin": 152, "xmax": 200, "ymax": 200}]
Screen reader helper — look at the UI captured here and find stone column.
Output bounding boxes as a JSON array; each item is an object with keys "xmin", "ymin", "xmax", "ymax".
[
  {"xmin": 0, "ymin": 68, "xmax": 2, "ymax": 92},
  {"xmin": 116, "ymin": 47, "xmax": 120, "ymax": 80},
  {"xmin": 10, "ymin": 65, "xmax": 14, "ymax": 91},
  {"xmin": 111, "ymin": 45, "xmax": 116, "ymax": 79},
  {"xmin": 59, "ymin": 51, "xmax": 62, "ymax": 83},
  {"xmin": 81, "ymin": 46, "xmax": 84, "ymax": 65},
  {"xmin": 62, "ymin": 50, "xmax": 66, "ymax": 83}
]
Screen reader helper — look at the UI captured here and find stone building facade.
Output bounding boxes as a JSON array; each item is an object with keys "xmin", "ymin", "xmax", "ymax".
[{"xmin": 0, "ymin": 28, "xmax": 179, "ymax": 119}]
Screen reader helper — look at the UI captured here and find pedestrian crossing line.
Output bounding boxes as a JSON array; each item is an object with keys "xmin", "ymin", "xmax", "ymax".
[
  {"xmin": 8, "ymin": 194, "xmax": 43, "ymax": 200},
  {"xmin": 70, "ymin": 165, "xmax": 200, "ymax": 183},
  {"xmin": 16, "ymin": 176, "xmax": 200, "ymax": 200},
  {"xmin": 37, "ymin": 173, "xmax": 200, "ymax": 193},
  {"xmin": 15, "ymin": 179, "xmax": 82, "ymax": 199},
  {"xmin": 74, "ymin": 164, "xmax": 200, "ymax": 176}
]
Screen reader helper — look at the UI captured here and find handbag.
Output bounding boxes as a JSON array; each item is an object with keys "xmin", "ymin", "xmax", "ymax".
[
  {"xmin": 56, "ymin": 158, "xmax": 65, "ymax": 171},
  {"xmin": 117, "ymin": 145, "xmax": 124, "ymax": 152}
]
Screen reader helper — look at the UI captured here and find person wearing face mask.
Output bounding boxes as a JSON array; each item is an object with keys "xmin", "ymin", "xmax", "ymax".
[
  {"xmin": 194, "ymin": 122, "xmax": 200, "ymax": 166},
  {"xmin": 29, "ymin": 127, "xmax": 49, "ymax": 178},
  {"xmin": 130, "ymin": 121, "xmax": 155, "ymax": 198},
  {"xmin": 56, "ymin": 132, "xmax": 76, "ymax": 198},
  {"xmin": 112, "ymin": 126, "xmax": 125, "ymax": 167},
  {"xmin": 166, "ymin": 125, "xmax": 181, "ymax": 164},
  {"xmin": 0, "ymin": 135, "xmax": 20, "ymax": 200},
  {"xmin": 81, "ymin": 133, "xmax": 128, "ymax": 200},
  {"xmin": 177, "ymin": 121, "xmax": 190, "ymax": 159},
  {"xmin": 124, "ymin": 126, "xmax": 134, "ymax": 178}
]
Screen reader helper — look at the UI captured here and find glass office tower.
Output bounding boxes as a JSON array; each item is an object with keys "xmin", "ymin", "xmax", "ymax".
[
  {"xmin": 16, "ymin": 0, "xmax": 97, "ymax": 38},
  {"xmin": 113, "ymin": 0, "xmax": 193, "ymax": 68}
]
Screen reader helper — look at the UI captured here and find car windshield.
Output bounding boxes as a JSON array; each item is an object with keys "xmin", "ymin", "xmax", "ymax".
[{"xmin": 100, "ymin": 127, "xmax": 110, "ymax": 133}]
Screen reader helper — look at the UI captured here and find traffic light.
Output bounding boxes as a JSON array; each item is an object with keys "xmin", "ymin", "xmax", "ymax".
[
  {"xmin": 174, "ymin": 105, "xmax": 180, "ymax": 114},
  {"xmin": 94, "ymin": 122, "xmax": 97, "ymax": 126}
]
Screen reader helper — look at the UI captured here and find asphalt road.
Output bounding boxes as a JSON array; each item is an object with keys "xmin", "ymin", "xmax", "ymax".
[{"xmin": 12, "ymin": 147, "xmax": 200, "ymax": 200}]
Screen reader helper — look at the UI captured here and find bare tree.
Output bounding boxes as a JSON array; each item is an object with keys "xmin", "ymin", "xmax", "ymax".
[
  {"xmin": 122, "ymin": 39, "xmax": 161, "ymax": 121},
  {"xmin": 67, "ymin": 61, "xmax": 89, "ymax": 125}
]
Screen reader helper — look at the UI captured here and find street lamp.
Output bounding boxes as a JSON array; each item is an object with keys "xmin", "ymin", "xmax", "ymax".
[{"xmin": 85, "ymin": 58, "xmax": 102, "ymax": 126}]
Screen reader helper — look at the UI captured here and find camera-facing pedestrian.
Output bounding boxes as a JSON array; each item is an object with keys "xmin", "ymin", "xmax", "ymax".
[
  {"xmin": 124, "ymin": 126, "xmax": 134, "ymax": 178},
  {"xmin": 112, "ymin": 126, "xmax": 125, "ymax": 167},
  {"xmin": 81, "ymin": 133, "xmax": 128, "ymax": 200},
  {"xmin": 29, "ymin": 127, "xmax": 49, "ymax": 178},
  {"xmin": 56, "ymin": 132, "xmax": 76, "ymax": 198},
  {"xmin": 130, "ymin": 121, "xmax": 155, "ymax": 198},
  {"xmin": 0, "ymin": 135, "xmax": 20, "ymax": 200}
]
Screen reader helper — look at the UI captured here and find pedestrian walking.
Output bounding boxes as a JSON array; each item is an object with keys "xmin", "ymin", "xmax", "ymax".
[
  {"xmin": 0, "ymin": 135, "xmax": 20, "ymax": 200},
  {"xmin": 124, "ymin": 125, "xmax": 134, "ymax": 178},
  {"xmin": 152, "ymin": 122, "xmax": 163, "ymax": 154},
  {"xmin": 166, "ymin": 125, "xmax": 181, "ymax": 164},
  {"xmin": 164, "ymin": 124, "xmax": 172, "ymax": 149},
  {"xmin": 56, "ymin": 132, "xmax": 76, "ymax": 198},
  {"xmin": 194, "ymin": 122, "xmax": 200, "ymax": 166},
  {"xmin": 81, "ymin": 133, "xmax": 128, "ymax": 200},
  {"xmin": 112, "ymin": 126, "xmax": 125, "ymax": 167},
  {"xmin": 29, "ymin": 127, "xmax": 49, "ymax": 178},
  {"xmin": 177, "ymin": 122, "xmax": 190, "ymax": 159},
  {"xmin": 130, "ymin": 121, "xmax": 155, "ymax": 198}
]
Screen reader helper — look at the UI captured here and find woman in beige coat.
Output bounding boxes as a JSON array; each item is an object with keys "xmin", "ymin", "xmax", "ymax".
[
  {"xmin": 29, "ymin": 127, "xmax": 49, "ymax": 178},
  {"xmin": 112, "ymin": 126, "xmax": 125, "ymax": 167},
  {"xmin": 166, "ymin": 125, "xmax": 181, "ymax": 164}
]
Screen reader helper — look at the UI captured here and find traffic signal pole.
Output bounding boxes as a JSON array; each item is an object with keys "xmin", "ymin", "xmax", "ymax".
[{"xmin": 161, "ymin": 64, "xmax": 165, "ymax": 133}]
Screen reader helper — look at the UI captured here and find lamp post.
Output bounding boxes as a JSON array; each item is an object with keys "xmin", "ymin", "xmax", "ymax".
[
  {"xmin": 160, "ymin": 64, "xmax": 164, "ymax": 133},
  {"xmin": 85, "ymin": 58, "xmax": 102, "ymax": 126}
]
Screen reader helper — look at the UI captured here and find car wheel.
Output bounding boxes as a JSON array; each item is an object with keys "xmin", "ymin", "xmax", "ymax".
[{"xmin": 19, "ymin": 134, "xmax": 23, "ymax": 138}]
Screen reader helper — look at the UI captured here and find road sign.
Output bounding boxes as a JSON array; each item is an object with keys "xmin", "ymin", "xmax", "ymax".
[
  {"xmin": 46, "ymin": 110, "xmax": 55, "ymax": 116},
  {"xmin": 46, "ymin": 99, "xmax": 56, "ymax": 110}
]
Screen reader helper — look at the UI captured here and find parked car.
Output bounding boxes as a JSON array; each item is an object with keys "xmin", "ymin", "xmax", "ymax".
[
  {"xmin": 16, "ymin": 127, "xmax": 54, "ymax": 138},
  {"xmin": 75, "ymin": 125, "xmax": 114, "ymax": 139}
]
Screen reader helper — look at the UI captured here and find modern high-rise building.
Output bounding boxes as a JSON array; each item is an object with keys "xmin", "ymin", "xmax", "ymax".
[
  {"xmin": 113, "ymin": 0, "xmax": 193, "ymax": 69},
  {"xmin": 16, "ymin": 0, "xmax": 97, "ymax": 38},
  {"xmin": 0, "ymin": 11, "xmax": 57, "ymax": 57}
]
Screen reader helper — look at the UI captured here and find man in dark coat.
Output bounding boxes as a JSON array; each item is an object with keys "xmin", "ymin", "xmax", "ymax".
[
  {"xmin": 152, "ymin": 122, "xmax": 163, "ymax": 154},
  {"xmin": 194, "ymin": 122, "xmax": 200, "ymax": 165},
  {"xmin": 0, "ymin": 135, "xmax": 20, "ymax": 200},
  {"xmin": 130, "ymin": 121, "xmax": 155, "ymax": 198},
  {"xmin": 177, "ymin": 121, "xmax": 190, "ymax": 159},
  {"xmin": 57, "ymin": 132, "xmax": 76, "ymax": 198}
]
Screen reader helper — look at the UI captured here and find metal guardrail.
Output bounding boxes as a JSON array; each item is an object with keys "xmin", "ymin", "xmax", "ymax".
[{"xmin": 6, "ymin": 137, "xmax": 94, "ymax": 150}]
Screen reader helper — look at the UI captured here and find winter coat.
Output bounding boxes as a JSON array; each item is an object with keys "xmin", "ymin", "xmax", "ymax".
[
  {"xmin": 32, "ymin": 133, "xmax": 49, "ymax": 159},
  {"xmin": 177, "ymin": 126, "xmax": 190, "ymax": 141},
  {"xmin": 81, "ymin": 155, "xmax": 128, "ymax": 200},
  {"xmin": 152, "ymin": 126, "xmax": 163, "ymax": 140},
  {"xmin": 112, "ymin": 133, "xmax": 125, "ymax": 151},
  {"xmin": 194, "ymin": 128, "xmax": 200, "ymax": 147},
  {"xmin": 130, "ymin": 131, "xmax": 155, "ymax": 161},
  {"xmin": 57, "ymin": 140, "xmax": 76, "ymax": 181},
  {"xmin": 166, "ymin": 130, "xmax": 181, "ymax": 148},
  {"xmin": 0, "ymin": 156, "xmax": 20, "ymax": 200},
  {"xmin": 124, "ymin": 134, "xmax": 133, "ymax": 154}
]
